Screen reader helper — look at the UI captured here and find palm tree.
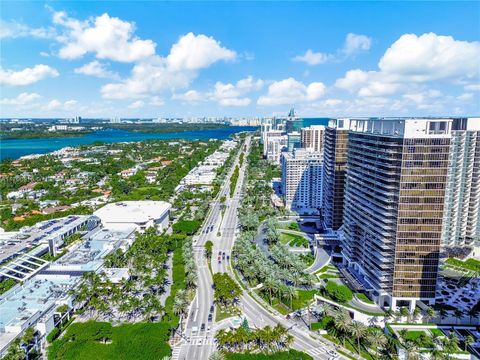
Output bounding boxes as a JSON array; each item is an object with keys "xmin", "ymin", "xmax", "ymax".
[
  {"xmin": 173, "ymin": 296, "xmax": 188, "ymax": 331},
  {"xmin": 366, "ymin": 329, "xmax": 387, "ymax": 359},
  {"xmin": 453, "ymin": 309, "xmax": 463, "ymax": 324},
  {"xmin": 281, "ymin": 285, "xmax": 296, "ymax": 310},
  {"xmin": 403, "ymin": 340, "xmax": 420, "ymax": 360},
  {"xmin": 209, "ymin": 351, "xmax": 225, "ymax": 360},
  {"xmin": 464, "ymin": 335, "xmax": 474, "ymax": 351},
  {"xmin": 349, "ymin": 320, "xmax": 367, "ymax": 354},
  {"xmin": 425, "ymin": 307, "xmax": 436, "ymax": 324},
  {"xmin": 467, "ymin": 307, "xmax": 479, "ymax": 324},
  {"xmin": 333, "ymin": 310, "xmax": 351, "ymax": 347},
  {"xmin": 262, "ymin": 277, "xmax": 278, "ymax": 305},
  {"xmin": 429, "ymin": 347, "xmax": 443, "ymax": 360}
]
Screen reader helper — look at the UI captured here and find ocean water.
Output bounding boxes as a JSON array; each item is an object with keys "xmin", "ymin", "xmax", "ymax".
[{"xmin": 0, "ymin": 126, "xmax": 257, "ymax": 161}]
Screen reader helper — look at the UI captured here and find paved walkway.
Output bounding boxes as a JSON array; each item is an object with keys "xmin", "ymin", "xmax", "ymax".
[
  {"xmin": 305, "ymin": 247, "xmax": 330, "ymax": 274},
  {"xmin": 159, "ymin": 253, "xmax": 173, "ymax": 306}
]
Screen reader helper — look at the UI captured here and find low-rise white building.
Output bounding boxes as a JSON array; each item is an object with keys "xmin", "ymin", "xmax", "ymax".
[{"xmin": 93, "ymin": 201, "xmax": 171, "ymax": 231}]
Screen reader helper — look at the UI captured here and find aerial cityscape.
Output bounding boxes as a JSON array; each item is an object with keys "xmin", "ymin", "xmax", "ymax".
[{"xmin": 0, "ymin": 1, "xmax": 479, "ymax": 360}]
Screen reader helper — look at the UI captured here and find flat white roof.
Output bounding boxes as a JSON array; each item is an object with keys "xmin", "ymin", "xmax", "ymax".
[{"xmin": 93, "ymin": 201, "xmax": 171, "ymax": 224}]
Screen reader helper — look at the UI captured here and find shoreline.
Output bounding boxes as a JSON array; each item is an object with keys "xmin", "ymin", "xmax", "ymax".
[{"xmin": 0, "ymin": 126, "xmax": 257, "ymax": 161}]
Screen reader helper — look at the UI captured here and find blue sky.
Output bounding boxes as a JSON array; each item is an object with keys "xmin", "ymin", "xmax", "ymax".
[{"xmin": 1, "ymin": 1, "xmax": 479, "ymax": 118}]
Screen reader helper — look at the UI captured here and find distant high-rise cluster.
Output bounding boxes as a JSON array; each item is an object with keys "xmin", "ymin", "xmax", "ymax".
[{"xmin": 261, "ymin": 114, "xmax": 480, "ymax": 309}]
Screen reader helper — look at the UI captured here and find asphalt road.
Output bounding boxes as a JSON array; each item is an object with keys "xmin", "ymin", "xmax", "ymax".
[
  {"xmin": 175, "ymin": 136, "xmax": 351, "ymax": 360},
  {"xmin": 175, "ymin": 138, "xmax": 249, "ymax": 360}
]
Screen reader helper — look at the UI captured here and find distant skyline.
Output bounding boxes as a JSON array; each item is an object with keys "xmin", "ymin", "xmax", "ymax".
[{"xmin": 1, "ymin": 1, "xmax": 479, "ymax": 118}]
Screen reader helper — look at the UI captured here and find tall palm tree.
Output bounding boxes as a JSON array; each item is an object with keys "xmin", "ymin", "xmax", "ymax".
[
  {"xmin": 282, "ymin": 285, "xmax": 296, "ymax": 310},
  {"xmin": 333, "ymin": 310, "xmax": 351, "ymax": 347},
  {"xmin": 349, "ymin": 320, "xmax": 367, "ymax": 354},
  {"xmin": 464, "ymin": 335, "xmax": 474, "ymax": 351},
  {"xmin": 453, "ymin": 309, "xmax": 463, "ymax": 324},
  {"xmin": 467, "ymin": 307, "xmax": 479, "ymax": 324},
  {"xmin": 425, "ymin": 307, "xmax": 436, "ymax": 324},
  {"xmin": 403, "ymin": 340, "xmax": 420, "ymax": 360},
  {"xmin": 366, "ymin": 329, "xmax": 387, "ymax": 359}
]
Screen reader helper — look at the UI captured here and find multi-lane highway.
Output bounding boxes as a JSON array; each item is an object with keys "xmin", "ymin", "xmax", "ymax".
[
  {"xmin": 174, "ymin": 137, "xmax": 249, "ymax": 360},
  {"xmin": 174, "ymin": 135, "xmax": 350, "ymax": 360}
]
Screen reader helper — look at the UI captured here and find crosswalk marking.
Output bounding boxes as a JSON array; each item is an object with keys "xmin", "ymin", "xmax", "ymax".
[
  {"xmin": 188, "ymin": 337, "xmax": 215, "ymax": 345},
  {"xmin": 171, "ymin": 346, "xmax": 181, "ymax": 360}
]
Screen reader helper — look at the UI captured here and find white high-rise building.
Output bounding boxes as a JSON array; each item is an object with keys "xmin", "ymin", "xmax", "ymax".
[
  {"xmin": 301, "ymin": 125, "xmax": 325, "ymax": 154},
  {"xmin": 263, "ymin": 130, "xmax": 287, "ymax": 163},
  {"xmin": 281, "ymin": 149, "xmax": 323, "ymax": 214},
  {"xmin": 442, "ymin": 117, "xmax": 480, "ymax": 249}
]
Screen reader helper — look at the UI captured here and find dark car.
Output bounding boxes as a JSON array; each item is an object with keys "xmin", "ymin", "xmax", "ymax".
[
  {"xmin": 210, "ymin": 305, "xmax": 214, "ymax": 313},
  {"xmin": 201, "ymin": 323, "xmax": 206, "ymax": 331},
  {"xmin": 208, "ymin": 314, "xmax": 213, "ymax": 322}
]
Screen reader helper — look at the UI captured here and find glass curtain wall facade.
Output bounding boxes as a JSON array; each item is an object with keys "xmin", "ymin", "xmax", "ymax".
[
  {"xmin": 343, "ymin": 119, "xmax": 452, "ymax": 309},
  {"xmin": 322, "ymin": 119, "xmax": 349, "ymax": 230}
]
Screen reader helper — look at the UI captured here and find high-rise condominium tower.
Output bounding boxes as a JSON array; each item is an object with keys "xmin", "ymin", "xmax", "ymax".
[
  {"xmin": 442, "ymin": 118, "xmax": 480, "ymax": 249},
  {"xmin": 342, "ymin": 118, "xmax": 452, "ymax": 310},
  {"xmin": 301, "ymin": 125, "xmax": 325, "ymax": 154},
  {"xmin": 322, "ymin": 119, "xmax": 350, "ymax": 231},
  {"xmin": 281, "ymin": 149, "xmax": 323, "ymax": 214}
]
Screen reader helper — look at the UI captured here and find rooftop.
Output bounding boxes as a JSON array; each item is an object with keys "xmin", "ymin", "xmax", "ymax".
[{"xmin": 93, "ymin": 201, "xmax": 171, "ymax": 224}]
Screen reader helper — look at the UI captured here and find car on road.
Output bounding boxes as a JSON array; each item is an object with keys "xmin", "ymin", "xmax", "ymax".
[
  {"xmin": 210, "ymin": 305, "xmax": 214, "ymax": 313},
  {"xmin": 192, "ymin": 326, "xmax": 198, "ymax": 334},
  {"xmin": 201, "ymin": 323, "xmax": 205, "ymax": 331},
  {"xmin": 208, "ymin": 314, "xmax": 213, "ymax": 322}
]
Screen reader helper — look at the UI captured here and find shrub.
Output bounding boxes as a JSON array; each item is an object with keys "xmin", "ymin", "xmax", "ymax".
[
  {"xmin": 47, "ymin": 327, "xmax": 60, "ymax": 343},
  {"xmin": 324, "ymin": 281, "xmax": 353, "ymax": 303},
  {"xmin": 172, "ymin": 220, "xmax": 200, "ymax": 235}
]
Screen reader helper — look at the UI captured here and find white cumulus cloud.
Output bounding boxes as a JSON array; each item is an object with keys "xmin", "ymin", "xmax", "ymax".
[
  {"xmin": 0, "ymin": 92, "xmax": 41, "ymax": 105},
  {"xmin": 293, "ymin": 50, "xmax": 331, "ymax": 65},
  {"xmin": 257, "ymin": 78, "xmax": 326, "ymax": 106},
  {"xmin": 210, "ymin": 76, "xmax": 263, "ymax": 106},
  {"xmin": 53, "ymin": 11, "xmax": 156, "ymax": 62},
  {"xmin": 342, "ymin": 33, "xmax": 372, "ymax": 56},
  {"xmin": 74, "ymin": 60, "xmax": 119, "ymax": 79},
  {"xmin": 101, "ymin": 33, "xmax": 237, "ymax": 99},
  {"xmin": 44, "ymin": 99, "xmax": 78, "ymax": 111},
  {"xmin": 128, "ymin": 100, "xmax": 145, "ymax": 109},
  {"xmin": 335, "ymin": 33, "xmax": 480, "ymax": 98},
  {"xmin": 172, "ymin": 90, "xmax": 204, "ymax": 103},
  {"xmin": 166, "ymin": 32, "xmax": 236, "ymax": 71},
  {"xmin": 0, "ymin": 20, "xmax": 56, "ymax": 39},
  {"xmin": 0, "ymin": 64, "xmax": 59, "ymax": 86}
]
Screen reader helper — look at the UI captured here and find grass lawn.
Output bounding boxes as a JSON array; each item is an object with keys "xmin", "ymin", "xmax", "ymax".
[
  {"xmin": 48, "ymin": 321, "xmax": 171, "ymax": 360},
  {"xmin": 279, "ymin": 232, "xmax": 308, "ymax": 247},
  {"xmin": 215, "ymin": 305, "xmax": 240, "ymax": 322},
  {"xmin": 430, "ymin": 328, "xmax": 444, "ymax": 336},
  {"xmin": 255, "ymin": 289, "xmax": 317, "ymax": 313},
  {"xmin": 355, "ymin": 293, "xmax": 374, "ymax": 304},
  {"xmin": 445, "ymin": 258, "xmax": 480, "ymax": 273},
  {"xmin": 291, "ymin": 290, "xmax": 318, "ymax": 310},
  {"xmin": 402, "ymin": 330, "xmax": 434, "ymax": 348},
  {"xmin": 299, "ymin": 253, "xmax": 315, "ymax": 268},
  {"xmin": 224, "ymin": 349, "xmax": 312, "ymax": 360},
  {"xmin": 314, "ymin": 265, "xmax": 329, "ymax": 275},
  {"xmin": 310, "ymin": 316, "xmax": 333, "ymax": 331},
  {"xmin": 324, "ymin": 334, "xmax": 375, "ymax": 360}
]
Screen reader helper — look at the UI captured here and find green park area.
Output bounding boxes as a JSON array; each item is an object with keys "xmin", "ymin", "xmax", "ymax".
[
  {"xmin": 279, "ymin": 232, "xmax": 309, "ymax": 248},
  {"xmin": 445, "ymin": 258, "xmax": 480, "ymax": 273},
  {"xmin": 224, "ymin": 349, "xmax": 312, "ymax": 360},
  {"xmin": 48, "ymin": 321, "xmax": 171, "ymax": 360}
]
